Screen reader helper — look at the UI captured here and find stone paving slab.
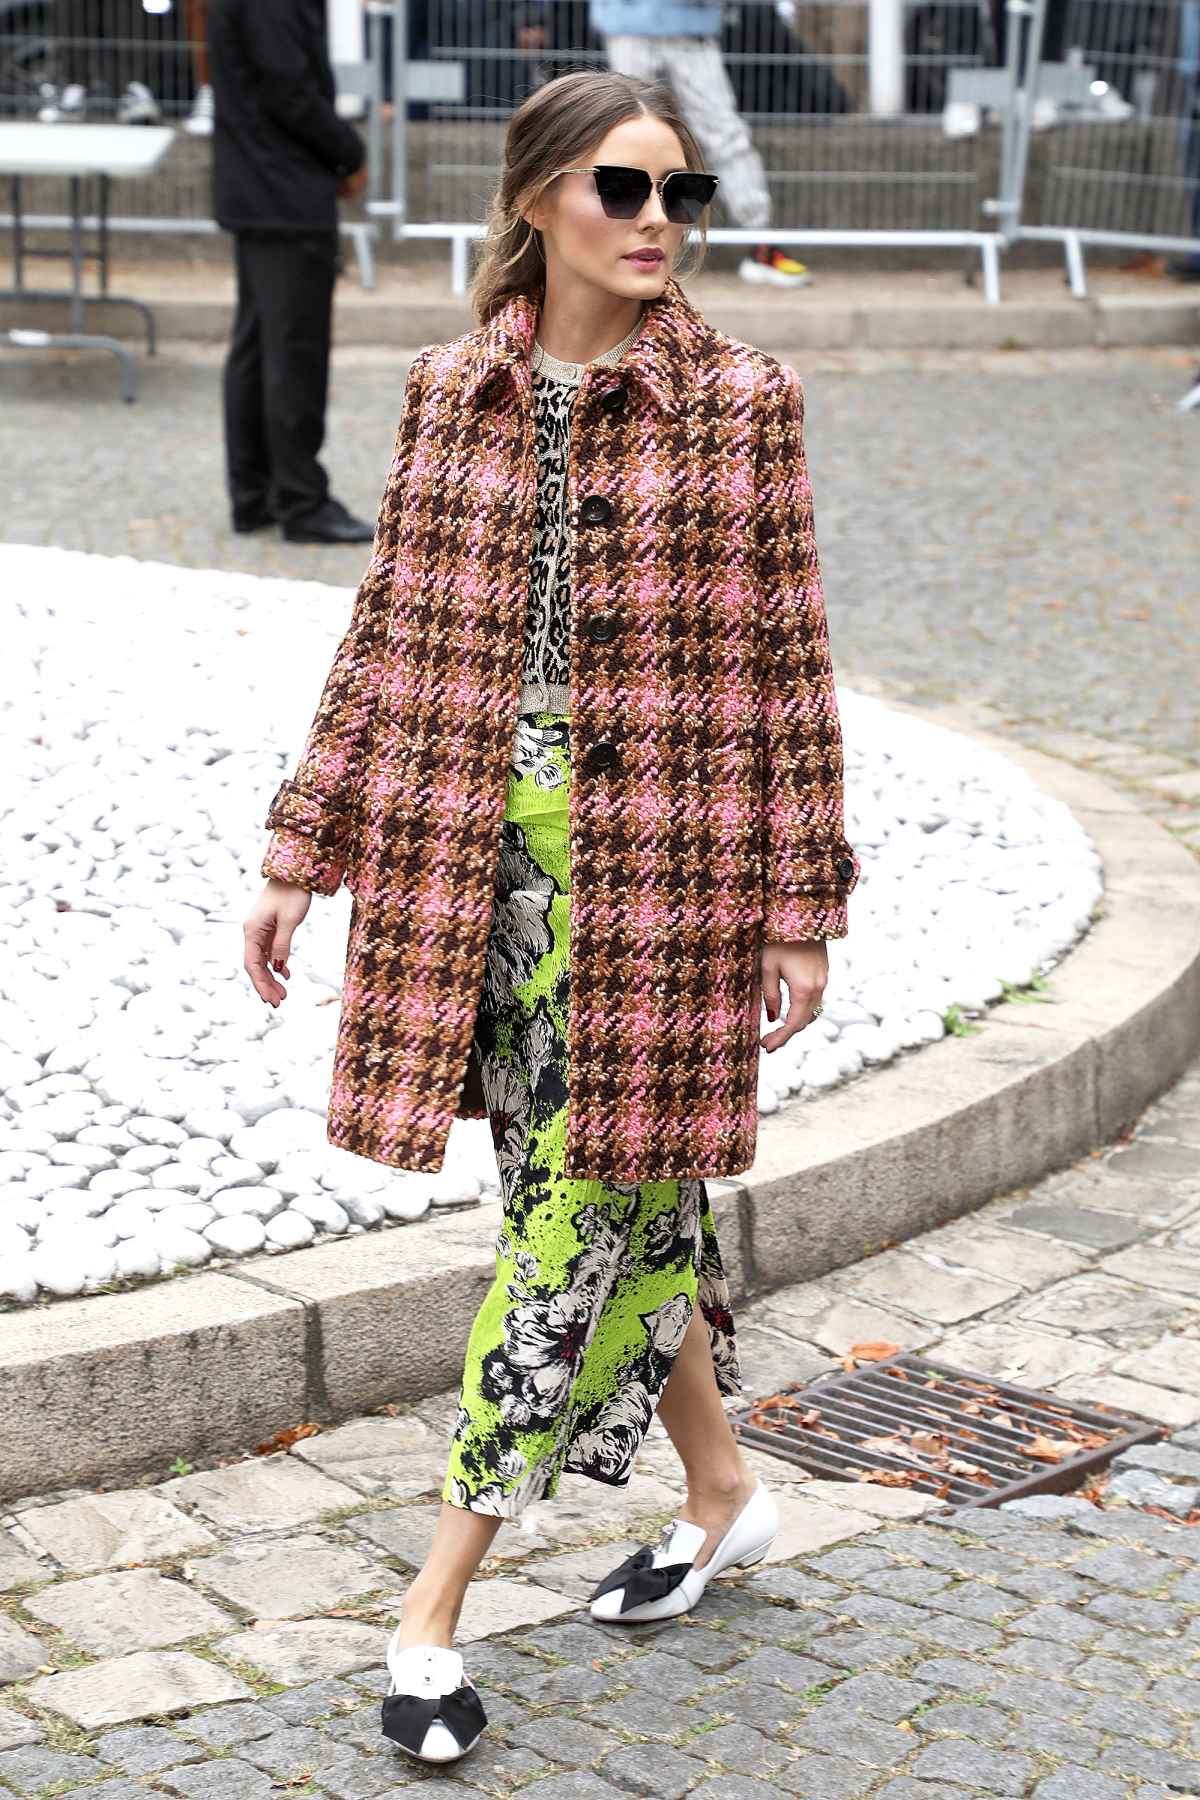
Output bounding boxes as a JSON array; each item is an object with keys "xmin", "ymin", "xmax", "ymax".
[
  {"xmin": 218, "ymin": 1619, "xmax": 389, "ymax": 1686},
  {"xmin": 288, "ymin": 1415, "xmax": 452, "ymax": 1500},
  {"xmin": 190, "ymin": 1532, "xmax": 392, "ymax": 1619},
  {"xmin": 0, "ymin": 1619, "xmax": 44, "ymax": 1685},
  {"xmin": 158, "ymin": 1457, "xmax": 364, "ymax": 1532},
  {"xmin": 21, "ymin": 1650, "xmax": 254, "ymax": 1729},
  {"xmin": 12, "ymin": 1490, "xmax": 218, "ymax": 1574},
  {"xmin": 0, "ymin": 1542, "xmax": 43, "ymax": 1595},
  {"xmin": 22, "ymin": 1567, "xmax": 232, "ymax": 1656}
]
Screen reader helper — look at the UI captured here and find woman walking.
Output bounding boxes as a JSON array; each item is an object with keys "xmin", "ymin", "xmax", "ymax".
[{"xmin": 244, "ymin": 67, "xmax": 859, "ymax": 1767}]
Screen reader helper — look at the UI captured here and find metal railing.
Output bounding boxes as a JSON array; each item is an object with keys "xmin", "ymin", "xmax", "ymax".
[
  {"xmin": 4, "ymin": 0, "xmax": 1197, "ymax": 303},
  {"xmin": 366, "ymin": 0, "xmax": 1008, "ymax": 299},
  {"xmin": 1001, "ymin": 0, "xmax": 1200, "ymax": 292},
  {"xmin": 0, "ymin": 0, "xmax": 380, "ymax": 282}
]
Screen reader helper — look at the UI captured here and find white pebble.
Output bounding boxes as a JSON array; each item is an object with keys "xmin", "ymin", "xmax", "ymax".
[
  {"xmin": 209, "ymin": 1185, "xmax": 286, "ymax": 1222},
  {"xmin": 0, "ymin": 1253, "xmax": 38, "ymax": 1304},
  {"xmin": 106, "ymin": 1201, "xmax": 157, "ymax": 1240},
  {"xmin": 153, "ymin": 1226, "xmax": 213, "ymax": 1268},
  {"xmin": 290, "ymin": 1193, "xmax": 350, "ymax": 1234},
  {"xmin": 204, "ymin": 1214, "xmax": 267, "ymax": 1256},
  {"xmin": 340, "ymin": 1194, "xmax": 385, "ymax": 1228},
  {"xmin": 114, "ymin": 1238, "xmax": 162, "ymax": 1279},
  {"xmin": 264, "ymin": 1209, "xmax": 317, "ymax": 1249},
  {"xmin": 378, "ymin": 1189, "xmax": 433, "ymax": 1223},
  {"xmin": 28, "ymin": 1243, "xmax": 90, "ymax": 1297},
  {"xmin": 158, "ymin": 1201, "xmax": 216, "ymax": 1234}
]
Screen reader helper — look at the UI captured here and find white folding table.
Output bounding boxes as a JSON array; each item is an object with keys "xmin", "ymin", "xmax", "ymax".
[{"xmin": 0, "ymin": 123, "xmax": 176, "ymax": 403}]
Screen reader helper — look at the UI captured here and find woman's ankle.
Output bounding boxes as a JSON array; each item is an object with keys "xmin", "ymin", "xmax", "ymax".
[
  {"xmin": 395, "ymin": 1572, "xmax": 464, "ymax": 1646},
  {"xmin": 683, "ymin": 1463, "xmax": 757, "ymax": 1510}
]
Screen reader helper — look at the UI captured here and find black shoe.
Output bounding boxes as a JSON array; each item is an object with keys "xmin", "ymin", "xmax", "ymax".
[
  {"xmin": 282, "ymin": 497, "xmax": 375, "ymax": 544},
  {"xmin": 232, "ymin": 505, "xmax": 277, "ymax": 534},
  {"xmin": 1166, "ymin": 260, "xmax": 1200, "ymax": 282}
]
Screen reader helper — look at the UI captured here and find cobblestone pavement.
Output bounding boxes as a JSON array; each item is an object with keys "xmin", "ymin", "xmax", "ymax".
[
  {"xmin": 4, "ymin": 341, "xmax": 1199, "ymax": 1795},
  {"xmin": 2, "ymin": 1055, "xmax": 1199, "ymax": 1798}
]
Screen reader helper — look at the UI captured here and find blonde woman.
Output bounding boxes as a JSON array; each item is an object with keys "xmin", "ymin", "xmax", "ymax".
[{"xmin": 245, "ymin": 67, "xmax": 859, "ymax": 1765}]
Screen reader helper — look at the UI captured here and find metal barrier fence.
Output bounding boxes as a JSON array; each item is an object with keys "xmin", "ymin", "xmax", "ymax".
[
  {"xmin": 1004, "ymin": 0, "xmax": 1200, "ymax": 291},
  {"xmin": 367, "ymin": 0, "xmax": 1008, "ymax": 298},
  {"xmin": 3, "ymin": 0, "xmax": 1196, "ymax": 301},
  {"xmin": 0, "ymin": 0, "xmax": 379, "ymax": 280}
]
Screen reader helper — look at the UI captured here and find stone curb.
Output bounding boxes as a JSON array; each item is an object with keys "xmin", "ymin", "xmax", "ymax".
[
  {"xmin": 2, "ymin": 718, "xmax": 1198, "ymax": 1502},
  {"xmin": 11, "ymin": 291, "xmax": 1200, "ymax": 352}
]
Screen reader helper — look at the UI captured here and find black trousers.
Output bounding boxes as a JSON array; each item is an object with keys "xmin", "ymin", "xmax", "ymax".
[{"xmin": 223, "ymin": 229, "xmax": 340, "ymax": 528}]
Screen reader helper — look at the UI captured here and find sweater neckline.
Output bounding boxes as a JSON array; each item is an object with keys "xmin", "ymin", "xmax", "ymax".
[{"xmin": 531, "ymin": 311, "xmax": 645, "ymax": 387}]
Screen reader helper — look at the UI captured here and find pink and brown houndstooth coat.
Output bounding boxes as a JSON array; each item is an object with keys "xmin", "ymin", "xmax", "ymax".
[{"xmin": 261, "ymin": 275, "xmax": 860, "ymax": 1182}]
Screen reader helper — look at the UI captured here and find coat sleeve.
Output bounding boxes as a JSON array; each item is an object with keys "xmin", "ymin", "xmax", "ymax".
[
  {"xmin": 753, "ymin": 358, "xmax": 860, "ymax": 943},
  {"xmin": 259, "ymin": 350, "xmax": 429, "ymax": 896},
  {"xmin": 240, "ymin": 0, "xmax": 365, "ymax": 178}
]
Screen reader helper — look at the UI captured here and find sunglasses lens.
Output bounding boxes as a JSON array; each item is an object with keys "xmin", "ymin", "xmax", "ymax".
[
  {"xmin": 663, "ymin": 173, "xmax": 717, "ymax": 224},
  {"xmin": 593, "ymin": 166, "xmax": 652, "ymax": 219}
]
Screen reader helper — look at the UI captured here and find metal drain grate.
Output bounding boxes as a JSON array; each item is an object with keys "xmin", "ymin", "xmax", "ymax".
[{"xmin": 728, "ymin": 1351, "xmax": 1164, "ymax": 1508}]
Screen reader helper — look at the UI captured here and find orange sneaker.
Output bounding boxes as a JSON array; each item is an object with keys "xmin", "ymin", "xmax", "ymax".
[{"xmin": 738, "ymin": 244, "xmax": 814, "ymax": 288}]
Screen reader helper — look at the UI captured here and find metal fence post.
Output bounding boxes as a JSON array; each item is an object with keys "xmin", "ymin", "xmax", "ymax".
[
  {"xmin": 391, "ymin": 0, "xmax": 408, "ymax": 245},
  {"xmin": 1006, "ymin": 0, "xmax": 1045, "ymax": 244},
  {"xmin": 868, "ymin": 0, "xmax": 905, "ymax": 115}
]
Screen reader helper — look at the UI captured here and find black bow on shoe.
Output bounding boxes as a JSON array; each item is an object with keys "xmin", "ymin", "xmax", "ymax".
[
  {"xmin": 588, "ymin": 1545, "xmax": 694, "ymax": 1615},
  {"xmin": 380, "ymin": 1682, "xmax": 487, "ymax": 1758}
]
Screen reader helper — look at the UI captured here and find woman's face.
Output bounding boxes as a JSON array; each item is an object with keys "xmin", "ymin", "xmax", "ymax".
[{"xmin": 526, "ymin": 115, "xmax": 692, "ymax": 301}]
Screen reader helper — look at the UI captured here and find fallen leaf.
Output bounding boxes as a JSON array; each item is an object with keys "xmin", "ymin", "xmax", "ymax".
[
  {"xmin": 1025, "ymin": 1433, "xmax": 1077, "ymax": 1463},
  {"xmin": 253, "ymin": 1422, "xmax": 322, "ymax": 1456},
  {"xmin": 849, "ymin": 1466, "xmax": 918, "ymax": 1487}
]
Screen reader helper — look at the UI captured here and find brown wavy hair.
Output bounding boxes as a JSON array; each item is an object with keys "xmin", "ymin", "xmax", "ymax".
[{"xmin": 470, "ymin": 69, "xmax": 712, "ymax": 326}]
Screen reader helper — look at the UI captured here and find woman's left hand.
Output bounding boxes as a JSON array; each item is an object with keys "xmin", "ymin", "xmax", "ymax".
[{"xmin": 759, "ymin": 938, "xmax": 828, "ymax": 1052}]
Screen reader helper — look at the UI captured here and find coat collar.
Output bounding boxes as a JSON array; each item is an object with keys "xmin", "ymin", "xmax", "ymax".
[{"xmin": 462, "ymin": 275, "xmax": 705, "ymax": 418}]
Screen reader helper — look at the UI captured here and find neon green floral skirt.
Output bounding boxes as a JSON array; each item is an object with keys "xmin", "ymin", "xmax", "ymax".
[{"xmin": 442, "ymin": 711, "xmax": 742, "ymax": 1520}]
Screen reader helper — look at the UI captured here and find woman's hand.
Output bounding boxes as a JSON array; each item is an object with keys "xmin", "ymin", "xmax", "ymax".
[
  {"xmin": 759, "ymin": 938, "xmax": 828, "ymax": 1052},
  {"xmin": 244, "ymin": 879, "xmax": 313, "ymax": 1008}
]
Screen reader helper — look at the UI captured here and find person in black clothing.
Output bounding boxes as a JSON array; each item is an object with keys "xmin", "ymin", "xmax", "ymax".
[{"xmin": 208, "ymin": 0, "xmax": 374, "ymax": 543}]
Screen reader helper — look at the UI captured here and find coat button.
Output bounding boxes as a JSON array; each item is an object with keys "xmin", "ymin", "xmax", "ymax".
[
  {"xmin": 586, "ymin": 614, "xmax": 619, "ymax": 642},
  {"xmin": 585, "ymin": 740, "xmax": 618, "ymax": 773},
  {"xmin": 579, "ymin": 494, "xmax": 612, "ymax": 525},
  {"xmin": 837, "ymin": 854, "xmax": 857, "ymax": 881},
  {"xmin": 599, "ymin": 383, "xmax": 626, "ymax": 412}
]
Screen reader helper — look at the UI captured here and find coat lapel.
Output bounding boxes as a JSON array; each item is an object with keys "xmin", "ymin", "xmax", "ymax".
[{"xmin": 462, "ymin": 275, "xmax": 704, "ymax": 419}]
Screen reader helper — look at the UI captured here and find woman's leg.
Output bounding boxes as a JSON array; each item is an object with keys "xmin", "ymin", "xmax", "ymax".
[
  {"xmin": 654, "ymin": 1299, "xmax": 758, "ymax": 1569},
  {"xmin": 393, "ymin": 1503, "xmax": 502, "ymax": 1649}
]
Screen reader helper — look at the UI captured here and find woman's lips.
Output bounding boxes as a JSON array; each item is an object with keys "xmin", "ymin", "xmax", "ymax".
[{"xmin": 624, "ymin": 251, "xmax": 664, "ymax": 264}]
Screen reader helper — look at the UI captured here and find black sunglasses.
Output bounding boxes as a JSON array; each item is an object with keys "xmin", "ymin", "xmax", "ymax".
[{"xmin": 550, "ymin": 164, "xmax": 719, "ymax": 225}]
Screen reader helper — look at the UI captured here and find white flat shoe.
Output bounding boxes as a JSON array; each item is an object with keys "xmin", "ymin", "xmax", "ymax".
[
  {"xmin": 380, "ymin": 1638, "xmax": 487, "ymax": 1763},
  {"xmin": 589, "ymin": 1477, "xmax": 779, "ymax": 1623}
]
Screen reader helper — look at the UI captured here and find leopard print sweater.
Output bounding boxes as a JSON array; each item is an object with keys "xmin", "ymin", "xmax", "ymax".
[{"xmin": 517, "ymin": 316, "xmax": 645, "ymax": 715}]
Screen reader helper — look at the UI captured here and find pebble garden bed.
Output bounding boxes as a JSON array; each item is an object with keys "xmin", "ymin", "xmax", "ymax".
[{"xmin": 1, "ymin": 547, "xmax": 1103, "ymax": 1307}]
